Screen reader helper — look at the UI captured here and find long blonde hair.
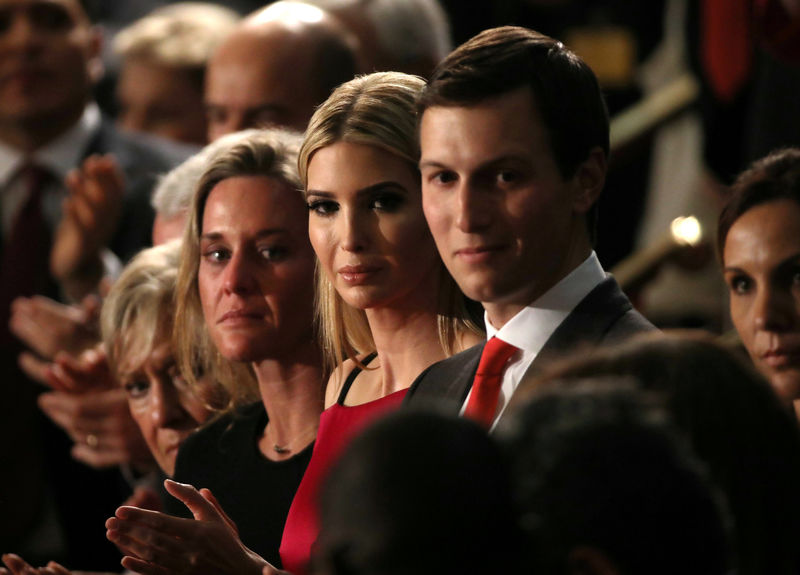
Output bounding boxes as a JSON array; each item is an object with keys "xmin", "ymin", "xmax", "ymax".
[
  {"xmin": 174, "ymin": 128, "xmax": 304, "ymax": 410},
  {"xmin": 299, "ymin": 71, "xmax": 481, "ymax": 377}
]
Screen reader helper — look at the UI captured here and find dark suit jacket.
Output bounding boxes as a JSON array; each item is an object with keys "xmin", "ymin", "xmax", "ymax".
[
  {"xmin": 0, "ymin": 119, "xmax": 194, "ymax": 568},
  {"xmin": 404, "ymin": 276, "xmax": 656, "ymax": 417}
]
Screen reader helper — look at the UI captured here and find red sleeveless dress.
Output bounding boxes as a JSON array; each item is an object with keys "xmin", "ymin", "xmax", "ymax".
[{"xmin": 279, "ymin": 354, "xmax": 407, "ymax": 574}]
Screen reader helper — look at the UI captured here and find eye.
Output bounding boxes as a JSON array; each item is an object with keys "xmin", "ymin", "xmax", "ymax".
[
  {"xmin": 426, "ymin": 170, "xmax": 457, "ymax": 186},
  {"xmin": 124, "ymin": 380, "xmax": 150, "ymax": 400},
  {"xmin": 307, "ymin": 199, "xmax": 339, "ymax": 216},
  {"xmin": 370, "ymin": 192, "xmax": 404, "ymax": 212},
  {"xmin": 30, "ymin": 4, "xmax": 73, "ymax": 32},
  {"xmin": 496, "ymin": 170, "xmax": 520, "ymax": 185},
  {"xmin": 259, "ymin": 245, "xmax": 288, "ymax": 261},
  {"xmin": 202, "ymin": 246, "xmax": 230, "ymax": 263},
  {"xmin": 728, "ymin": 274, "xmax": 752, "ymax": 295}
]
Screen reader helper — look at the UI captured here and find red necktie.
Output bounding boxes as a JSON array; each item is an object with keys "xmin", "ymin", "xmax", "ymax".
[
  {"xmin": 464, "ymin": 337, "xmax": 519, "ymax": 427},
  {"xmin": 0, "ymin": 164, "xmax": 52, "ymax": 347}
]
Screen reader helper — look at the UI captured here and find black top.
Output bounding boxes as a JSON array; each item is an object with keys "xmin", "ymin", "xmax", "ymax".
[{"xmin": 168, "ymin": 402, "xmax": 313, "ymax": 567}]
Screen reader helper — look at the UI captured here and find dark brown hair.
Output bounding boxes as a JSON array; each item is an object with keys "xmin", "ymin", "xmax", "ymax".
[
  {"xmin": 418, "ymin": 26, "xmax": 608, "ymax": 241},
  {"xmin": 717, "ymin": 147, "xmax": 800, "ymax": 262}
]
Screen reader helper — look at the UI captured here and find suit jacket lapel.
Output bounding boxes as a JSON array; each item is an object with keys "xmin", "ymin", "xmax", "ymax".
[{"xmin": 503, "ymin": 276, "xmax": 633, "ymax": 415}]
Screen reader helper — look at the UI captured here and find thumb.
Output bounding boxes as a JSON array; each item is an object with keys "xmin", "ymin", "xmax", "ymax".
[{"xmin": 164, "ymin": 479, "xmax": 222, "ymax": 522}]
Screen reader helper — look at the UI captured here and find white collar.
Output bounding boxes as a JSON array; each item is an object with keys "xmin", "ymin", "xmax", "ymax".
[
  {"xmin": 0, "ymin": 103, "xmax": 101, "ymax": 184},
  {"xmin": 485, "ymin": 251, "xmax": 606, "ymax": 353}
]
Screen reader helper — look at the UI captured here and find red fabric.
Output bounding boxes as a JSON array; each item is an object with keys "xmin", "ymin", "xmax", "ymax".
[
  {"xmin": 702, "ymin": 0, "xmax": 753, "ymax": 101},
  {"xmin": 279, "ymin": 388, "xmax": 407, "ymax": 575},
  {"xmin": 463, "ymin": 337, "xmax": 518, "ymax": 427},
  {"xmin": 0, "ymin": 164, "xmax": 52, "ymax": 347}
]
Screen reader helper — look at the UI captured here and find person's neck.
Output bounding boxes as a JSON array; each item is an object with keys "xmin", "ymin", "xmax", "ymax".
[
  {"xmin": 0, "ymin": 106, "xmax": 85, "ymax": 154},
  {"xmin": 252, "ymin": 339, "xmax": 325, "ymax": 460},
  {"xmin": 366, "ymin": 304, "xmax": 446, "ymax": 399},
  {"xmin": 485, "ymin": 238, "xmax": 593, "ymax": 330}
]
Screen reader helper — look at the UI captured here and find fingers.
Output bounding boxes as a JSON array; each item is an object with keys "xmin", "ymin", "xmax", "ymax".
[
  {"xmin": 38, "ymin": 388, "xmax": 136, "ymax": 452},
  {"xmin": 119, "ymin": 556, "xmax": 170, "ymax": 575},
  {"xmin": 9, "ymin": 296, "xmax": 96, "ymax": 358},
  {"xmin": 43, "ymin": 563, "xmax": 71, "ymax": 575},
  {"xmin": 164, "ymin": 480, "xmax": 224, "ymax": 523},
  {"xmin": 18, "ymin": 352, "xmax": 53, "ymax": 386},
  {"xmin": 199, "ymin": 487, "xmax": 239, "ymax": 534},
  {"xmin": 1, "ymin": 554, "xmax": 37, "ymax": 575},
  {"xmin": 106, "ymin": 511, "xmax": 195, "ymax": 572}
]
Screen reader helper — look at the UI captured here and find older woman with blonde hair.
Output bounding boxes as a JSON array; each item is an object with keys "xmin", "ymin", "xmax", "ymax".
[
  {"xmin": 279, "ymin": 71, "xmax": 482, "ymax": 574},
  {"xmin": 105, "ymin": 129, "xmax": 324, "ymax": 574}
]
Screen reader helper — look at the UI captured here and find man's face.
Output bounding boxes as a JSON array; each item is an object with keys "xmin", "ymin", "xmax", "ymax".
[
  {"xmin": 204, "ymin": 28, "xmax": 319, "ymax": 140},
  {"xmin": 419, "ymin": 86, "xmax": 593, "ymax": 327},
  {"xmin": 0, "ymin": 0, "xmax": 100, "ymax": 129}
]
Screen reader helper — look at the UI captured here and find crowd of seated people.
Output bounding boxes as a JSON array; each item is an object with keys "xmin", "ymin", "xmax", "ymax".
[{"xmin": 2, "ymin": 1, "xmax": 800, "ymax": 575}]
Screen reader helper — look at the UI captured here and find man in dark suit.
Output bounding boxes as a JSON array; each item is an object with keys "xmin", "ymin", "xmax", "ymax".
[
  {"xmin": 0, "ymin": 0, "xmax": 189, "ymax": 566},
  {"xmin": 408, "ymin": 26, "xmax": 655, "ymax": 427}
]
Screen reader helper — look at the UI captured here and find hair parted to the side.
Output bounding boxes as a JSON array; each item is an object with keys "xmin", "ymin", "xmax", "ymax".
[
  {"xmin": 418, "ymin": 25, "xmax": 608, "ymax": 242},
  {"xmin": 717, "ymin": 147, "xmax": 800, "ymax": 262},
  {"xmin": 101, "ymin": 240, "xmax": 227, "ymax": 410},
  {"xmin": 102, "ymin": 240, "xmax": 182, "ymax": 375},
  {"xmin": 299, "ymin": 71, "xmax": 481, "ymax": 377},
  {"xmin": 174, "ymin": 128, "xmax": 304, "ymax": 410}
]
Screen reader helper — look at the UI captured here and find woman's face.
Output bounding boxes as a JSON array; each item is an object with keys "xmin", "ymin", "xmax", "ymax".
[
  {"xmin": 197, "ymin": 176, "xmax": 316, "ymax": 362},
  {"xmin": 723, "ymin": 199, "xmax": 800, "ymax": 402},
  {"xmin": 306, "ymin": 141, "xmax": 440, "ymax": 311},
  {"xmin": 119, "ymin": 338, "xmax": 210, "ymax": 476}
]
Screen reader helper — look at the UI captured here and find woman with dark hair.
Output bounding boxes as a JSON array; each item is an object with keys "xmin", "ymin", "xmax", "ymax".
[{"xmin": 717, "ymin": 147, "xmax": 800, "ymax": 417}]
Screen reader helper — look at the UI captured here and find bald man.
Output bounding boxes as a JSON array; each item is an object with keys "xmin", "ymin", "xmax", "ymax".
[{"xmin": 204, "ymin": 1, "xmax": 359, "ymax": 139}]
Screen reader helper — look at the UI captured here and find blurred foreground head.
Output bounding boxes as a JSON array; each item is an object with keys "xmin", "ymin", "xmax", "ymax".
[
  {"xmin": 314, "ymin": 410, "xmax": 523, "ymax": 575},
  {"xmin": 501, "ymin": 381, "xmax": 731, "ymax": 575}
]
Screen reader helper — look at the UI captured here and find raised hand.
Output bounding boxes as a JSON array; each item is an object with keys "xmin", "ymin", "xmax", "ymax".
[
  {"xmin": 106, "ymin": 480, "xmax": 283, "ymax": 575},
  {"xmin": 50, "ymin": 154, "xmax": 124, "ymax": 301},
  {"xmin": 9, "ymin": 295, "xmax": 99, "ymax": 384}
]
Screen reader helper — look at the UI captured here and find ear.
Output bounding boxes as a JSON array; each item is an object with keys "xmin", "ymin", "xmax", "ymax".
[
  {"xmin": 86, "ymin": 26, "xmax": 104, "ymax": 85},
  {"xmin": 566, "ymin": 546, "xmax": 621, "ymax": 575},
  {"xmin": 571, "ymin": 147, "xmax": 606, "ymax": 214}
]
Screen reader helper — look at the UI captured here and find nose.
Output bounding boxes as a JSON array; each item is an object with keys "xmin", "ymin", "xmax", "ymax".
[
  {"xmin": 454, "ymin": 180, "xmax": 491, "ymax": 233},
  {"xmin": 2, "ymin": 12, "xmax": 42, "ymax": 49},
  {"xmin": 150, "ymin": 379, "xmax": 186, "ymax": 429},
  {"xmin": 753, "ymin": 284, "xmax": 794, "ymax": 332},
  {"xmin": 339, "ymin": 207, "xmax": 368, "ymax": 253},
  {"xmin": 222, "ymin": 250, "xmax": 258, "ymax": 295}
]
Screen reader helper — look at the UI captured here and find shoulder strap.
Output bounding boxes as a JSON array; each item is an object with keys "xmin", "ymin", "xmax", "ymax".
[{"xmin": 337, "ymin": 352, "xmax": 378, "ymax": 405}]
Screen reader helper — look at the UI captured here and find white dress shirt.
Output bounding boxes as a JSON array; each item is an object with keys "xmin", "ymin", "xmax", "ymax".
[{"xmin": 461, "ymin": 251, "xmax": 607, "ymax": 429}]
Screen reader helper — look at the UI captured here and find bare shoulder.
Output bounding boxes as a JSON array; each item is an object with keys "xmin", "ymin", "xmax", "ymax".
[{"xmin": 324, "ymin": 358, "xmax": 358, "ymax": 409}]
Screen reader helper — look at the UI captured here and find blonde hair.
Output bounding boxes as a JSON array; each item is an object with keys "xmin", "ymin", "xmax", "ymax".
[
  {"xmin": 174, "ymin": 128, "xmax": 304, "ymax": 410},
  {"xmin": 298, "ymin": 71, "xmax": 480, "ymax": 376},
  {"xmin": 114, "ymin": 3, "xmax": 239, "ymax": 79}
]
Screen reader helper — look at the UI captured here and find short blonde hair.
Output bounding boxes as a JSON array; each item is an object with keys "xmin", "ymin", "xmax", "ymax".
[
  {"xmin": 174, "ymin": 128, "xmax": 304, "ymax": 409},
  {"xmin": 114, "ymin": 3, "xmax": 240, "ymax": 76},
  {"xmin": 299, "ymin": 71, "xmax": 480, "ymax": 376}
]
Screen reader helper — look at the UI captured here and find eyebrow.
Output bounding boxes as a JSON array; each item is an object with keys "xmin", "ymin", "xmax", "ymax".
[
  {"xmin": 723, "ymin": 252, "xmax": 800, "ymax": 273},
  {"xmin": 419, "ymin": 154, "xmax": 530, "ymax": 171},
  {"xmin": 200, "ymin": 228, "xmax": 289, "ymax": 241},
  {"xmin": 306, "ymin": 181, "xmax": 409, "ymax": 198}
]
